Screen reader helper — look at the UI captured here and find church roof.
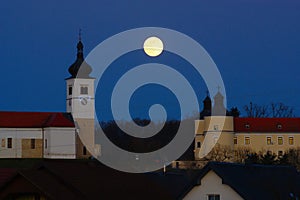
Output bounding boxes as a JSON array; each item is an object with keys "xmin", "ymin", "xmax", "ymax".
[
  {"xmin": 234, "ymin": 117, "xmax": 300, "ymax": 132},
  {"xmin": 67, "ymin": 39, "xmax": 93, "ymax": 79},
  {"xmin": 0, "ymin": 111, "xmax": 75, "ymax": 128}
]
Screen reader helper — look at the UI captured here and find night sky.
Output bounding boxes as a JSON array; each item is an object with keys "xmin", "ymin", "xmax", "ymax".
[{"xmin": 1, "ymin": 0, "xmax": 300, "ymax": 119}]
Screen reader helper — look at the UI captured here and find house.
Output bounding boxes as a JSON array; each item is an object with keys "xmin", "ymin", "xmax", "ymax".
[
  {"xmin": 183, "ymin": 162, "xmax": 300, "ymax": 200},
  {"xmin": 0, "ymin": 159, "xmax": 194, "ymax": 200},
  {"xmin": 0, "ymin": 160, "xmax": 299, "ymax": 199}
]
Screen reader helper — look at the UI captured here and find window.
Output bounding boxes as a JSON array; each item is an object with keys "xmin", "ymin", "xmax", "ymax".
[
  {"xmin": 278, "ymin": 137, "xmax": 283, "ymax": 145},
  {"xmin": 234, "ymin": 137, "xmax": 237, "ymax": 144},
  {"xmin": 197, "ymin": 141, "xmax": 201, "ymax": 148},
  {"xmin": 267, "ymin": 137, "xmax": 272, "ymax": 145},
  {"xmin": 245, "ymin": 123, "xmax": 250, "ymax": 129},
  {"xmin": 83, "ymin": 146, "xmax": 87, "ymax": 155},
  {"xmin": 80, "ymin": 86, "xmax": 88, "ymax": 94},
  {"xmin": 68, "ymin": 99, "xmax": 72, "ymax": 106},
  {"xmin": 278, "ymin": 151, "xmax": 283, "ymax": 157},
  {"xmin": 7, "ymin": 138, "xmax": 12, "ymax": 148},
  {"xmin": 68, "ymin": 86, "xmax": 72, "ymax": 95},
  {"xmin": 213, "ymin": 125, "xmax": 218, "ymax": 131},
  {"xmin": 31, "ymin": 139, "xmax": 35, "ymax": 149},
  {"xmin": 45, "ymin": 139, "xmax": 48, "ymax": 149},
  {"xmin": 289, "ymin": 137, "xmax": 294, "ymax": 145},
  {"xmin": 1, "ymin": 139, "xmax": 5, "ymax": 147},
  {"xmin": 245, "ymin": 137, "xmax": 250, "ymax": 145},
  {"xmin": 208, "ymin": 194, "xmax": 220, "ymax": 200}
]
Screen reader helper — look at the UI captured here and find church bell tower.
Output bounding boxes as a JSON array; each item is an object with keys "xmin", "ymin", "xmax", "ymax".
[{"xmin": 66, "ymin": 34, "xmax": 96, "ymax": 158}]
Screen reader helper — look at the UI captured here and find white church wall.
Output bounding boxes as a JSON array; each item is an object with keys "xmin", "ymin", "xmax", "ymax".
[
  {"xmin": 43, "ymin": 127, "xmax": 76, "ymax": 159},
  {"xmin": 0, "ymin": 128, "xmax": 42, "ymax": 158}
]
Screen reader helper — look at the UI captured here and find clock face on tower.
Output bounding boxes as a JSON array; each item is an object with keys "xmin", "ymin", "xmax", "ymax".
[{"xmin": 80, "ymin": 97, "xmax": 88, "ymax": 105}]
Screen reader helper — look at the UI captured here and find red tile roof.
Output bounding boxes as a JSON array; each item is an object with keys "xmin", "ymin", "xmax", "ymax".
[
  {"xmin": 234, "ymin": 118, "xmax": 300, "ymax": 132},
  {"xmin": 0, "ymin": 112, "xmax": 75, "ymax": 128}
]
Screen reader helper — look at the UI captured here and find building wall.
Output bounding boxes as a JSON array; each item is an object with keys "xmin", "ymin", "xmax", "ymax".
[
  {"xmin": 43, "ymin": 127, "xmax": 76, "ymax": 159},
  {"xmin": 235, "ymin": 133, "xmax": 300, "ymax": 154},
  {"xmin": 0, "ymin": 127, "xmax": 76, "ymax": 159},
  {"xmin": 183, "ymin": 170, "xmax": 243, "ymax": 200},
  {"xmin": 0, "ymin": 128, "xmax": 42, "ymax": 158},
  {"xmin": 66, "ymin": 77, "xmax": 96, "ymax": 158},
  {"xmin": 195, "ymin": 117, "xmax": 234, "ymax": 160},
  {"xmin": 21, "ymin": 139, "xmax": 43, "ymax": 158},
  {"xmin": 195, "ymin": 117, "xmax": 300, "ymax": 159},
  {"xmin": 66, "ymin": 78, "xmax": 95, "ymax": 119}
]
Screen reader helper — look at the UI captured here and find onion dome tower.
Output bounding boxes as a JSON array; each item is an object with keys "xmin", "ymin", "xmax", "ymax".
[
  {"xmin": 200, "ymin": 91, "xmax": 212, "ymax": 119},
  {"xmin": 67, "ymin": 34, "xmax": 92, "ymax": 79}
]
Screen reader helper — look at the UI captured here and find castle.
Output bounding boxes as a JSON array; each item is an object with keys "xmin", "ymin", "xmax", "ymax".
[{"xmin": 195, "ymin": 92, "xmax": 300, "ymax": 160}]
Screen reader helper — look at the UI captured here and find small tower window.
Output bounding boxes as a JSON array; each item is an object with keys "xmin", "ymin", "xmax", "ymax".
[
  {"xmin": 213, "ymin": 125, "xmax": 219, "ymax": 131},
  {"xmin": 234, "ymin": 137, "xmax": 237, "ymax": 144},
  {"xmin": 68, "ymin": 86, "xmax": 72, "ymax": 95},
  {"xmin": 80, "ymin": 86, "xmax": 88, "ymax": 95},
  {"xmin": 197, "ymin": 141, "xmax": 201, "ymax": 148}
]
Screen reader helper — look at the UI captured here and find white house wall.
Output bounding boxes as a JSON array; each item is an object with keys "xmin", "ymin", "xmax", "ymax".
[{"xmin": 184, "ymin": 170, "xmax": 243, "ymax": 200}]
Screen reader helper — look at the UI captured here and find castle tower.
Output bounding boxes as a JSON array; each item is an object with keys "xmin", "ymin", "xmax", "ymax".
[
  {"xmin": 66, "ymin": 36, "xmax": 95, "ymax": 158},
  {"xmin": 195, "ymin": 92, "xmax": 234, "ymax": 160}
]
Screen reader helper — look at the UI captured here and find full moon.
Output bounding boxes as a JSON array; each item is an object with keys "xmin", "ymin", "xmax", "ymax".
[{"xmin": 143, "ymin": 36, "xmax": 164, "ymax": 57}]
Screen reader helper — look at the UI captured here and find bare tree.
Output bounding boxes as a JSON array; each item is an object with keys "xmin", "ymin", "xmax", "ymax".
[
  {"xmin": 244, "ymin": 102, "xmax": 294, "ymax": 118},
  {"xmin": 205, "ymin": 144, "xmax": 233, "ymax": 162},
  {"xmin": 233, "ymin": 146, "xmax": 253, "ymax": 163},
  {"xmin": 270, "ymin": 102, "xmax": 294, "ymax": 117}
]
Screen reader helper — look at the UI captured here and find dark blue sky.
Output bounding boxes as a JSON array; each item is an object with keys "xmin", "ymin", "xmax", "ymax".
[{"xmin": 1, "ymin": 0, "xmax": 300, "ymax": 117}]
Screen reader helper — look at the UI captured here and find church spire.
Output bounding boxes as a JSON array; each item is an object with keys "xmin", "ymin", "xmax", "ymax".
[
  {"xmin": 67, "ymin": 30, "xmax": 92, "ymax": 79},
  {"xmin": 212, "ymin": 90, "xmax": 227, "ymax": 116},
  {"xmin": 76, "ymin": 29, "xmax": 84, "ymax": 59},
  {"xmin": 200, "ymin": 91, "xmax": 212, "ymax": 119}
]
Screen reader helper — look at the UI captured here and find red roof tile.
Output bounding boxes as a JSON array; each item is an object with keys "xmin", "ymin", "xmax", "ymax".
[
  {"xmin": 234, "ymin": 118, "xmax": 300, "ymax": 132},
  {"xmin": 0, "ymin": 112, "xmax": 75, "ymax": 128}
]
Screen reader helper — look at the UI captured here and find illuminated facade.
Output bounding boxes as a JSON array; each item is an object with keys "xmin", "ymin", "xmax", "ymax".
[{"xmin": 195, "ymin": 94, "xmax": 300, "ymax": 160}]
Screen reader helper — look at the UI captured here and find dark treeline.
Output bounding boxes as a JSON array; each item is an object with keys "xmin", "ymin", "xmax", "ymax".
[{"xmin": 99, "ymin": 118, "xmax": 180, "ymax": 153}]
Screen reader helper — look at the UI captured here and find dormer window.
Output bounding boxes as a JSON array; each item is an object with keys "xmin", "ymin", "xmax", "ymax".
[{"xmin": 277, "ymin": 124, "xmax": 282, "ymax": 129}]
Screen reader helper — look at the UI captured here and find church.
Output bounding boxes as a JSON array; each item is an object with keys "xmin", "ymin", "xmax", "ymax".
[{"xmin": 0, "ymin": 38, "xmax": 96, "ymax": 159}]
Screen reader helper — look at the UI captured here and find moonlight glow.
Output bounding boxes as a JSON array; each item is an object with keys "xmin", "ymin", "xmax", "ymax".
[{"xmin": 143, "ymin": 36, "xmax": 164, "ymax": 57}]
